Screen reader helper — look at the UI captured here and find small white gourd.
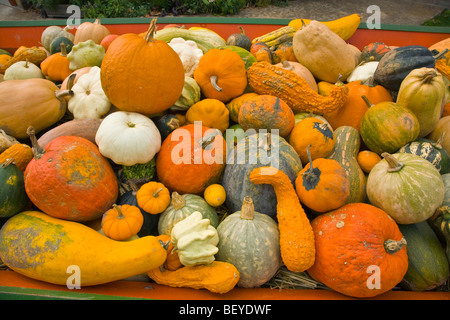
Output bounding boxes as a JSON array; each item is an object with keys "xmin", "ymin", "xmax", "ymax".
[{"xmin": 3, "ymin": 60, "xmax": 44, "ymax": 80}]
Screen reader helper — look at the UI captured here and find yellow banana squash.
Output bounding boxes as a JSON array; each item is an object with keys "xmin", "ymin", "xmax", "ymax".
[
  {"xmin": 289, "ymin": 13, "xmax": 361, "ymax": 41},
  {"xmin": 0, "ymin": 211, "xmax": 168, "ymax": 286}
]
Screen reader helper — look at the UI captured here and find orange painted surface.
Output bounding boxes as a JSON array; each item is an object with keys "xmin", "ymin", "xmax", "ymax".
[
  {"xmin": 1, "ymin": 270, "xmax": 449, "ymax": 300},
  {"xmin": 0, "ymin": 23, "xmax": 448, "ymax": 54}
]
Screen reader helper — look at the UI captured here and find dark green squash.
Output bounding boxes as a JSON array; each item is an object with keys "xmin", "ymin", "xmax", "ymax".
[
  {"xmin": 226, "ymin": 26, "xmax": 252, "ymax": 52},
  {"xmin": 49, "ymin": 36, "xmax": 74, "ymax": 55},
  {"xmin": 222, "ymin": 132, "xmax": 302, "ymax": 218},
  {"xmin": 155, "ymin": 114, "xmax": 180, "ymax": 141},
  {"xmin": 398, "ymin": 138, "xmax": 450, "ymax": 174},
  {"xmin": 373, "ymin": 45, "xmax": 436, "ymax": 92},
  {"xmin": 429, "ymin": 206, "xmax": 450, "ymax": 264},
  {"xmin": 0, "ymin": 159, "xmax": 28, "ymax": 218},
  {"xmin": 398, "ymin": 221, "xmax": 449, "ymax": 291}
]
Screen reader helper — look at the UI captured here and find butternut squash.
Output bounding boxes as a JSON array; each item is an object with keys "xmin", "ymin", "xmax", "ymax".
[{"xmin": 0, "ymin": 211, "xmax": 167, "ymax": 286}]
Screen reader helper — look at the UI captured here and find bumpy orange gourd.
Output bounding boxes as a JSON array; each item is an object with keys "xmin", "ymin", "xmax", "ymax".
[
  {"xmin": 0, "ymin": 143, "xmax": 33, "ymax": 171},
  {"xmin": 102, "ymin": 204, "xmax": 144, "ymax": 241},
  {"xmin": 249, "ymin": 166, "xmax": 315, "ymax": 272},
  {"xmin": 40, "ymin": 43, "xmax": 72, "ymax": 82},
  {"xmin": 295, "ymin": 145, "xmax": 350, "ymax": 213},
  {"xmin": 194, "ymin": 48, "xmax": 247, "ymax": 102},
  {"xmin": 307, "ymin": 203, "xmax": 408, "ymax": 298},
  {"xmin": 136, "ymin": 181, "xmax": 171, "ymax": 214},
  {"xmin": 0, "ymin": 47, "xmax": 47, "ymax": 74},
  {"xmin": 247, "ymin": 61, "xmax": 348, "ymax": 114},
  {"xmin": 100, "ymin": 19, "xmax": 185, "ymax": 115}
]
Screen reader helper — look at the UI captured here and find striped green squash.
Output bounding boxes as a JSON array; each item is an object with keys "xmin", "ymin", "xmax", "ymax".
[
  {"xmin": 366, "ymin": 152, "xmax": 445, "ymax": 224},
  {"xmin": 398, "ymin": 138, "xmax": 450, "ymax": 174},
  {"xmin": 0, "ymin": 159, "xmax": 28, "ymax": 218},
  {"xmin": 327, "ymin": 126, "xmax": 366, "ymax": 203}
]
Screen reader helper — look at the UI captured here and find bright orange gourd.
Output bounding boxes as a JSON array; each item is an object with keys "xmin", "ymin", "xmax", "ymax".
[
  {"xmin": 0, "ymin": 143, "xmax": 33, "ymax": 171},
  {"xmin": 194, "ymin": 48, "xmax": 247, "ymax": 103},
  {"xmin": 136, "ymin": 181, "xmax": 171, "ymax": 214},
  {"xmin": 357, "ymin": 150, "xmax": 382, "ymax": 174},
  {"xmin": 40, "ymin": 43, "xmax": 72, "ymax": 82},
  {"xmin": 249, "ymin": 166, "xmax": 315, "ymax": 272},
  {"xmin": 307, "ymin": 203, "xmax": 408, "ymax": 298},
  {"xmin": 102, "ymin": 204, "xmax": 144, "ymax": 241},
  {"xmin": 100, "ymin": 19, "xmax": 185, "ymax": 115}
]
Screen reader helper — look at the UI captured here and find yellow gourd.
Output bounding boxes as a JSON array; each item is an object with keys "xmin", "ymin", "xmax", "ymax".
[
  {"xmin": 0, "ymin": 211, "xmax": 167, "ymax": 286},
  {"xmin": 288, "ymin": 13, "xmax": 361, "ymax": 41},
  {"xmin": 186, "ymin": 98, "xmax": 230, "ymax": 132}
]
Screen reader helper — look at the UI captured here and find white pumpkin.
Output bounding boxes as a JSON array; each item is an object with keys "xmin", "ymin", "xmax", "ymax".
[
  {"xmin": 68, "ymin": 66, "xmax": 111, "ymax": 119},
  {"xmin": 346, "ymin": 61, "xmax": 379, "ymax": 83},
  {"xmin": 95, "ymin": 111, "xmax": 161, "ymax": 166},
  {"xmin": 3, "ymin": 60, "xmax": 44, "ymax": 80}
]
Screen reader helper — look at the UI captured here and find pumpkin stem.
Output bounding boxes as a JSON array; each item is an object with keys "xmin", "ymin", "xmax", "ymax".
[
  {"xmin": 60, "ymin": 42, "xmax": 67, "ymax": 57},
  {"xmin": 281, "ymin": 60, "xmax": 294, "ymax": 71},
  {"xmin": 300, "ymin": 19, "xmax": 307, "ymax": 29},
  {"xmin": 258, "ymin": 133, "xmax": 272, "ymax": 152},
  {"xmin": 420, "ymin": 69, "xmax": 438, "ymax": 84},
  {"xmin": 26, "ymin": 126, "xmax": 45, "ymax": 160},
  {"xmin": 434, "ymin": 48, "xmax": 449, "ymax": 61},
  {"xmin": 128, "ymin": 179, "xmax": 139, "ymax": 195},
  {"xmin": 113, "ymin": 204, "xmax": 125, "ymax": 219},
  {"xmin": 301, "ymin": 145, "xmax": 319, "ymax": 185},
  {"xmin": 144, "ymin": 18, "xmax": 158, "ymax": 43},
  {"xmin": 362, "ymin": 76, "xmax": 376, "ymax": 87},
  {"xmin": 210, "ymin": 75, "xmax": 222, "ymax": 92},
  {"xmin": 153, "ymin": 187, "xmax": 163, "ymax": 198},
  {"xmin": 238, "ymin": 26, "xmax": 245, "ymax": 34},
  {"xmin": 0, "ymin": 129, "xmax": 16, "ymax": 142},
  {"xmin": 381, "ymin": 152, "xmax": 404, "ymax": 172},
  {"xmin": 240, "ymin": 196, "xmax": 255, "ymax": 220},
  {"xmin": 201, "ymin": 129, "xmax": 221, "ymax": 150},
  {"xmin": 384, "ymin": 237, "xmax": 407, "ymax": 254},
  {"xmin": 171, "ymin": 192, "xmax": 186, "ymax": 210},
  {"xmin": 361, "ymin": 94, "xmax": 375, "ymax": 108},
  {"xmin": 24, "ymin": 59, "xmax": 29, "ymax": 68}
]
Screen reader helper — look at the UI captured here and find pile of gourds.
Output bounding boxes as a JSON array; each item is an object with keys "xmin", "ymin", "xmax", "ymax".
[{"xmin": 0, "ymin": 13, "xmax": 450, "ymax": 299}]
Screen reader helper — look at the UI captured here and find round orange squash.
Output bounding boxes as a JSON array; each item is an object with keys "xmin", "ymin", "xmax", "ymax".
[
  {"xmin": 100, "ymin": 19, "xmax": 185, "ymax": 115},
  {"xmin": 307, "ymin": 203, "xmax": 408, "ymax": 298},
  {"xmin": 74, "ymin": 18, "xmax": 110, "ymax": 45},
  {"xmin": 156, "ymin": 124, "xmax": 226, "ymax": 195},
  {"xmin": 24, "ymin": 128, "xmax": 119, "ymax": 222}
]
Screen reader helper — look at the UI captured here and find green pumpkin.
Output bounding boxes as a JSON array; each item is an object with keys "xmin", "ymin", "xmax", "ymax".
[
  {"xmin": 222, "ymin": 132, "xmax": 302, "ymax": 218},
  {"xmin": 225, "ymin": 26, "xmax": 252, "ymax": 52},
  {"xmin": 441, "ymin": 173, "xmax": 450, "ymax": 207},
  {"xmin": 216, "ymin": 196, "xmax": 282, "ymax": 288},
  {"xmin": 429, "ymin": 205, "xmax": 450, "ymax": 264},
  {"xmin": 399, "ymin": 221, "xmax": 449, "ymax": 291},
  {"xmin": 360, "ymin": 97, "xmax": 420, "ymax": 154},
  {"xmin": 158, "ymin": 192, "xmax": 218, "ymax": 236},
  {"xmin": 50, "ymin": 36, "xmax": 74, "ymax": 55},
  {"xmin": 366, "ymin": 152, "xmax": 444, "ymax": 224},
  {"xmin": 398, "ymin": 138, "xmax": 450, "ymax": 174},
  {"xmin": 0, "ymin": 159, "xmax": 28, "ymax": 218},
  {"xmin": 155, "ymin": 114, "xmax": 180, "ymax": 141},
  {"xmin": 41, "ymin": 25, "xmax": 75, "ymax": 52}
]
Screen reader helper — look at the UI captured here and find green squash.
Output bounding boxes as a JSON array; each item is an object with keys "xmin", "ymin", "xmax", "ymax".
[
  {"xmin": 398, "ymin": 138, "xmax": 450, "ymax": 174},
  {"xmin": 171, "ymin": 75, "xmax": 201, "ymax": 112},
  {"xmin": 327, "ymin": 126, "xmax": 366, "ymax": 203},
  {"xmin": 360, "ymin": 97, "xmax": 420, "ymax": 154},
  {"xmin": 67, "ymin": 39, "xmax": 105, "ymax": 71},
  {"xmin": 429, "ymin": 206, "xmax": 450, "ymax": 264},
  {"xmin": 217, "ymin": 45, "xmax": 257, "ymax": 70},
  {"xmin": 216, "ymin": 196, "xmax": 282, "ymax": 288},
  {"xmin": 50, "ymin": 36, "xmax": 74, "ymax": 55},
  {"xmin": 222, "ymin": 132, "xmax": 302, "ymax": 218},
  {"xmin": 41, "ymin": 25, "xmax": 75, "ymax": 52},
  {"xmin": 155, "ymin": 114, "xmax": 180, "ymax": 141},
  {"xmin": 226, "ymin": 26, "xmax": 252, "ymax": 52},
  {"xmin": 158, "ymin": 191, "xmax": 219, "ymax": 236},
  {"xmin": 399, "ymin": 221, "xmax": 449, "ymax": 291},
  {"xmin": 441, "ymin": 173, "xmax": 450, "ymax": 207},
  {"xmin": 0, "ymin": 159, "xmax": 28, "ymax": 218},
  {"xmin": 367, "ymin": 152, "xmax": 444, "ymax": 224}
]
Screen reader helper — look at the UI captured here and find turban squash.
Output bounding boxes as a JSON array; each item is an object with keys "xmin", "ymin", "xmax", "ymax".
[{"xmin": 100, "ymin": 19, "xmax": 185, "ymax": 115}]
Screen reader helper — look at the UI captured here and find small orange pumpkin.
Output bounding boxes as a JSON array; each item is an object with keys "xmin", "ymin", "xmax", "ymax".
[
  {"xmin": 74, "ymin": 19, "xmax": 110, "ymax": 45},
  {"xmin": 357, "ymin": 150, "xmax": 382, "ymax": 174},
  {"xmin": 156, "ymin": 234, "xmax": 183, "ymax": 271},
  {"xmin": 40, "ymin": 43, "xmax": 72, "ymax": 82},
  {"xmin": 102, "ymin": 204, "xmax": 144, "ymax": 240},
  {"xmin": 136, "ymin": 181, "xmax": 171, "ymax": 215},
  {"xmin": 194, "ymin": 48, "xmax": 247, "ymax": 103}
]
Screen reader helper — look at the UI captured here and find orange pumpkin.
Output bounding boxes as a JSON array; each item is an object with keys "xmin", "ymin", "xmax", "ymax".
[
  {"xmin": 357, "ymin": 150, "xmax": 382, "ymax": 174},
  {"xmin": 100, "ymin": 19, "xmax": 185, "ymax": 115},
  {"xmin": 322, "ymin": 79, "xmax": 393, "ymax": 131},
  {"xmin": 40, "ymin": 43, "xmax": 72, "ymax": 82},
  {"xmin": 307, "ymin": 203, "xmax": 408, "ymax": 298},
  {"xmin": 156, "ymin": 124, "xmax": 226, "ymax": 195},
  {"xmin": 101, "ymin": 204, "xmax": 144, "ymax": 240},
  {"xmin": 194, "ymin": 48, "xmax": 247, "ymax": 103},
  {"xmin": 225, "ymin": 92, "xmax": 259, "ymax": 123},
  {"xmin": 238, "ymin": 94, "xmax": 295, "ymax": 138},
  {"xmin": 74, "ymin": 19, "xmax": 110, "ymax": 44},
  {"xmin": 24, "ymin": 128, "xmax": 118, "ymax": 222},
  {"xmin": 136, "ymin": 181, "xmax": 171, "ymax": 214}
]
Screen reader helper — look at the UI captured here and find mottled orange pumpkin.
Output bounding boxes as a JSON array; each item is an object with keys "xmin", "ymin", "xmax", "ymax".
[
  {"xmin": 238, "ymin": 94, "xmax": 295, "ymax": 137},
  {"xmin": 156, "ymin": 124, "xmax": 226, "ymax": 195},
  {"xmin": 100, "ymin": 19, "xmax": 185, "ymax": 115},
  {"xmin": 24, "ymin": 128, "xmax": 118, "ymax": 222},
  {"xmin": 226, "ymin": 92, "xmax": 259, "ymax": 123}
]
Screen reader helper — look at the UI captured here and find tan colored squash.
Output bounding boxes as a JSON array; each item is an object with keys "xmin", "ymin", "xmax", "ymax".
[{"xmin": 274, "ymin": 60, "xmax": 318, "ymax": 92}]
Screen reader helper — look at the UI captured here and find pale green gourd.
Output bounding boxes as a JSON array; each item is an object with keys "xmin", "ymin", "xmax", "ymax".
[
  {"xmin": 3, "ymin": 60, "xmax": 44, "ymax": 80},
  {"xmin": 67, "ymin": 39, "xmax": 105, "ymax": 71}
]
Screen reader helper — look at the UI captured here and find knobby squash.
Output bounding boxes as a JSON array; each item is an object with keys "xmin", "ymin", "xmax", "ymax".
[
  {"xmin": 0, "ymin": 211, "xmax": 167, "ymax": 286},
  {"xmin": 249, "ymin": 166, "xmax": 315, "ymax": 272}
]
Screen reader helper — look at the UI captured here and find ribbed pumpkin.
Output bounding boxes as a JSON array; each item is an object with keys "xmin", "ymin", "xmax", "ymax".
[
  {"xmin": 156, "ymin": 124, "xmax": 226, "ymax": 195},
  {"xmin": 100, "ymin": 19, "xmax": 185, "ymax": 115},
  {"xmin": 185, "ymin": 98, "xmax": 230, "ymax": 132},
  {"xmin": 101, "ymin": 204, "xmax": 144, "ymax": 241},
  {"xmin": 24, "ymin": 128, "xmax": 119, "ymax": 222},
  {"xmin": 307, "ymin": 203, "xmax": 408, "ymax": 298},
  {"xmin": 247, "ymin": 61, "xmax": 348, "ymax": 114},
  {"xmin": 366, "ymin": 152, "xmax": 445, "ymax": 224},
  {"xmin": 359, "ymin": 96, "xmax": 420, "ymax": 154},
  {"xmin": 0, "ymin": 159, "xmax": 28, "ymax": 218},
  {"xmin": 225, "ymin": 92, "xmax": 259, "ymax": 123},
  {"xmin": 74, "ymin": 19, "xmax": 110, "ymax": 45},
  {"xmin": 295, "ymin": 145, "xmax": 350, "ymax": 213},
  {"xmin": 289, "ymin": 117, "xmax": 335, "ymax": 165},
  {"xmin": 193, "ymin": 48, "xmax": 247, "ymax": 103},
  {"xmin": 40, "ymin": 43, "xmax": 72, "ymax": 82},
  {"xmin": 222, "ymin": 132, "xmax": 302, "ymax": 218},
  {"xmin": 158, "ymin": 191, "xmax": 219, "ymax": 236},
  {"xmin": 136, "ymin": 181, "xmax": 171, "ymax": 215},
  {"xmin": 238, "ymin": 94, "xmax": 295, "ymax": 138},
  {"xmin": 216, "ymin": 197, "xmax": 282, "ymax": 288},
  {"xmin": 399, "ymin": 138, "xmax": 450, "ymax": 174},
  {"xmin": 41, "ymin": 25, "xmax": 75, "ymax": 52}
]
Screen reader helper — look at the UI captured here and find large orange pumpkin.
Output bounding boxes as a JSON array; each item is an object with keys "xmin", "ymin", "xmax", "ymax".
[
  {"xmin": 100, "ymin": 19, "xmax": 185, "ymax": 115},
  {"xmin": 24, "ymin": 128, "xmax": 119, "ymax": 222},
  {"xmin": 156, "ymin": 124, "xmax": 226, "ymax": 195},
  {"xmin": 307, "ymin": 203, "xmax": 408, "ymax": 298}
]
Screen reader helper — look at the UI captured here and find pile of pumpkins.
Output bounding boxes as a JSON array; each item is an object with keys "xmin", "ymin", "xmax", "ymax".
[{"xmin": 0, "ymin": 13, "xmax": 450, "ymax": 299}]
